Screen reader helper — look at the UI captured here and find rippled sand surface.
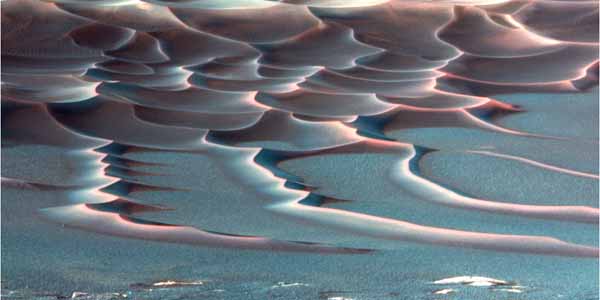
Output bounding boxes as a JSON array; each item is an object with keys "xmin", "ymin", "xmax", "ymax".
[{"xmin": 1, "ymin": 0, "xmax": 598, "ymax": 299}]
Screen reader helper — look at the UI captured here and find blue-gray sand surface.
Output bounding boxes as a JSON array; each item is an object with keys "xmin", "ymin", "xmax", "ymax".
[{"xmin": 1, "ymin": 0, "xmax": 598, "ymax": 299}]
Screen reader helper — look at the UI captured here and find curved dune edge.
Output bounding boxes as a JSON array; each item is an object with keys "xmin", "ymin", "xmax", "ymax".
[
  {"xmin": 39, "ymin": 204, "xmax": 373, "ymax": 254},
  {"xmin": 270, "ymin": 200, "xmax": 598, "ymax": 258},
  {"xmin": 396, "ymin": 146, "xmax": 599, "ymax": 224}
]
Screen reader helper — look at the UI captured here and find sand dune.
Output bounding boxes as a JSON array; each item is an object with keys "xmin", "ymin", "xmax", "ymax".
[{"xmin": 2, "ymin": 0, "xmax": 598, "ymax": 281}]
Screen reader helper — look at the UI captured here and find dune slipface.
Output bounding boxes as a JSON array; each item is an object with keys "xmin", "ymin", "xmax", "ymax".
[{"xmin": 1, "ymin": 0, "xmax": 598, "ymax": 299}]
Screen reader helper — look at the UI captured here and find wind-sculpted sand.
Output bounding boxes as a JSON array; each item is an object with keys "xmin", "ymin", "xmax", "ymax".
[{"xmin": 1, "ymin": 0, "xmax": 598, "ymax": 297}]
